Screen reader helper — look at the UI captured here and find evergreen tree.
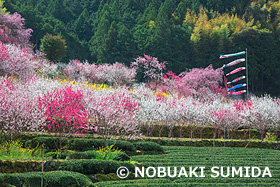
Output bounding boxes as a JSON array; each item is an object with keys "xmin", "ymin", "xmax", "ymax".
[{"xmin": 40, "ymin": 34, "xmax": 67, "ymax": 62}]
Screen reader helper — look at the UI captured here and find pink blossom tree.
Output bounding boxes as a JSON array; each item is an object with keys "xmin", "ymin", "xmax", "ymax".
[
  {"xmin": 0, "ymin": 12, "xmax": 32, "ymax": 47},
  {"xmin": 240, "ymin": 96, "xmax": 277, "ymax": 141},
  {"xmin": 38, "ymin": 86, "xmax": 88, "ymax": 150},
  {"xmin": 64, "ymin": 60, "xmax": 136, "ymax": 86},
  {"xmin": 0, "ymin": 77, "xmax": 45, "ymax": 142},
  {"xmin": 0, "ymin": 42, "xmax": 35, "ymax": 79},
  {"xmin": 94, "ymin": 62, "xmax": 136, "ymax": 86},
  {"xmin": 63, "ymin": 59, "xmax": 92, "ymax": 81},
  {"xmin": 84, "ymin": 89, "xmax": 139, "ymax": 151},
  {"xmin": 131, "ymin": 55, "xmax": 166, "ymax": 84}
]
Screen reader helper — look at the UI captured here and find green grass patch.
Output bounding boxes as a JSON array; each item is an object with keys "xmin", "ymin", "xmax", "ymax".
[{"xmin": 95, "ymin": 146, "xmax": 280, "ymax": 186}]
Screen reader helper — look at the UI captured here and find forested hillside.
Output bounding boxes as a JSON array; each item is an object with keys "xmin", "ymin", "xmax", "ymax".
[{"xmin": 4, "ymin": 0, "xmax": 280, "ymax": 95}]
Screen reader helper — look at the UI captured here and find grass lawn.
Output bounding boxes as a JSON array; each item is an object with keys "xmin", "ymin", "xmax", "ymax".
[{"xmin": 95, "ymin": 146, "xmax": 280, "ymax": 186}]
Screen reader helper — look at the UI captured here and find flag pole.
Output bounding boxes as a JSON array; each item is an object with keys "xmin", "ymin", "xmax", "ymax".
[{"xmin": 246, "ymin": 48, "xmax": 248, "ymax": 97}]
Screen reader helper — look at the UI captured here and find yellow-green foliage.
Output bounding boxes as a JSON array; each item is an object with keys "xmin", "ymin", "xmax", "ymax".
[
  {"xmin": 94, "ymin": 145, "xmax": 122, "ymax": 160},
  {"xmin": 0, "ymin": 140, "xmax": 41, "ymax": 160},
  {"xmin": 61, "ymin": 79, "xmax": 110, "ymax": 90}
]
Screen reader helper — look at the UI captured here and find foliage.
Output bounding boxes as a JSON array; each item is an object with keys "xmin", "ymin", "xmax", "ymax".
[
  {"xmin": 0, "ymin": 171, "xmax": 94, "ymax": 187},
  {"xmin": 0, "ymin": 139, "xmax": 41, "ymax": 160},
  {"xmin": 94, "ymin": 145, "xmax": 124, "ymax": 160},
  {"xmin": 66, "ymin": 138, "xmax": 136, "ymax": 153},
  {"xmin": 133, "ymin": 141, "xmax": 163, "ymax": 152},
  {"xmin": 58, "ymin": 159, "xmax": 135, "ymax": 175},
  {"xmin": 40, "ymin": 34, "xmax": 67, "ymax": 62}
]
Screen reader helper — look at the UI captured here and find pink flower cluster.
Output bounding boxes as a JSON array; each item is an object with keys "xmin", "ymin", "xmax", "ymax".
[
  {"xmin": 161, "ymin": 65, "xmax": 225, "ymax": 99},
  {"xmin": 38, "ymin": 86, "xmax": 88, "ymax": 134},
  {"xmin": 63, "ymin": 59, "xmax": 136, "ymax": 86},
  {"xmin": 0, "ymin": 77, "xmax": 45, "ymax": 138},
  {"xmin": 131, "ymin": 55, "xmax": 167, "ymax": 82},
  {"xmin": 0, "ymin": 12, "xmax": 32, "ymax": 47},
  {"xmin": 0, "ymin": 42, "xmax": 35, "ymax": 79}
]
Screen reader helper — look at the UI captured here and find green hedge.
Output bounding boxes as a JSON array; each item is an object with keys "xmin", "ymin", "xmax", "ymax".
[
  {"xmin": 45, "ymin": 150, "xmax": 97, "ymax": 159},
  {"xmin": 113, "ymin": 152, "xmax": 130, "ymax": 161},
  {"xmin": 144, "ymin": 139, "xmax": 280, "ymax": 149},
  {"xmin": 66, "ymin": 139, "xmax": 136, "ymax": 152},
  {"xmin": 24, "ymin": 137, "xmax": 136, "ymax": 153},
  {"xmin": 0, "ymin": 160, "xmax": 61, "ymax": 173},
  {"xmin": 133, "ymin": 142, "xmax": 164, "ymax": 152},
  {"xmin": 24, "ymin": 137, "xmax": 65, "ymax": 150},
  {"xmin": 140, "ymin": 125, "xmax": 263, "ymax": 139},
  {"xmin": 58, "ymin": 159, "xmax": 134, "ymax": 175},
  {"xmin": 0, "ymin": 171, "xmax": 93, "ymax": 187}
]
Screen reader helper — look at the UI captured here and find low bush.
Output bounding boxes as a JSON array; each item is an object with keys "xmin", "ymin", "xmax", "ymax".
[
  {"xmin": 58, "ymin": 159, "xmax": 134, "ymax": 175},
  {"xmin": 0, "ymin": 170, "xmax": 93, "ymax": 187},
  {"xmin": 133, "ymin": 142, "xmax": 163, "ymax": 152},
  {"xmin": 113, "ymin": 152, "xmax": 130, "ymax": 161},
  {"xmin": 68, "ymin": 151, "xmax": 97, "ymax": 159},
  {"xmin": 24, "ymin": 137, "xmax": 63, "ymax": 150},
  {"xmin": 0, "ymin": 160, "xmax": 61, "ymax": 173},
  {"xmin": 146, "ymin": 138, "xmax": 280, "ymax": 149},
  {"xmin": 67, "ymin": 139, "xmax": 136, "ymax": 153}
]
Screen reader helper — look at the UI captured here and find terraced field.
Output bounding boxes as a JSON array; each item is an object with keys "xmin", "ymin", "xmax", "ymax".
[{"xmin": 95, "ymin": 146, "xmax": 280, "ymax": 186}]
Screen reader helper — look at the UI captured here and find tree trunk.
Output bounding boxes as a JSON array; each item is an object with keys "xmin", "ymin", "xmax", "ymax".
[
  {"xmin": 179, "ymin": 125, "xmax": 184, "ymax": 138},
  {"xmin": 168, "ymin": 126, "xmax": 174, "ymax": 138},
  {"xmin": 158, "ymin": 125, "xmax": 164, "ymax": 138},
  {"xmin": 243, "ymin": 129, "xmax": 247, "ymax": 140},
  {"xmin": 230, "ymin": 130, "xmax": 234, "ymax": 140},
  {"xmin": 200, "ymin": 128, "xmax": 203, "ymax": 140},
  {"xmin": 260, "ymin": 130, "xmax": 265, "ymax": 142},
  {"xmin": 275, "ymin": 130, "xmax": 279, "ymax": 144},
  {"xmin": 189, "ymin": 126, "xmax": 192, "ymax": 139}
]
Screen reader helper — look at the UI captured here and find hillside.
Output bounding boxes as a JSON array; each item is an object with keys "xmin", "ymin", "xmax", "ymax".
[{"xmin": 4, "ymin": 0, "xmax": 280, "ymax": 95}]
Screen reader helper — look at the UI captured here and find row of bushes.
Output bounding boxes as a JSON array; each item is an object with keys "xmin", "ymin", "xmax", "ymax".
[
  {"xmin": 0, "ymin": 160, "xmax": 60, "ymax": 173},
  {"xmin": 23, "ymin": 137, "xmax": 164, "ymax": 154},
  {"xmin": 0, "ymin": 170, "xmax": 94, "ymax": 187},
  {"xmin": 22, "ymin": 135, "xmax": 279, "ymax": 154},
  {"xmin": 58, "ymin": 159, "xmax": 135, "ymax": 175},
  {"xmin": 45, "ymin": 150, "xmax": 130, "ymax": 161},
  {"xmin": 144, "ymin": 139, "xmax": 280, "ymax": 149},
  {"xmin": 0, "ymin": 158, "xmax": 136, "ymax": 175},
  {"xmin": 141, "ymin": 125, "xmax": 264, "ymax": 139}
]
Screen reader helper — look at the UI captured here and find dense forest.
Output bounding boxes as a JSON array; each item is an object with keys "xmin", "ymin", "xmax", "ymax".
[{"xmin": 3, "ymin": 0, "xmax": 280, "ymax": 96}]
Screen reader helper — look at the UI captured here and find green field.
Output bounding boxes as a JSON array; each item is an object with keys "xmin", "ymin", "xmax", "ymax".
[{"xmin": 95, "ymin": 146, "xmax": 280, "ymax": 186}]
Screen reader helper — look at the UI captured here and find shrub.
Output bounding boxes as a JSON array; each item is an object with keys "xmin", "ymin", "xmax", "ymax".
[
  {"xmin": 24, "ymin": 137, "xmax": 62, "ymax": 150},
  {"xmin": 0, "ymin": 140, "xmax": 41, "ymax": 160},
  {"xmin": 0, "ymin": 171, "xmax": 93, "ymax": 187},
  {"xmin": 113, "ymin": 152, "xmax": 130, "ymax": 161},
  {"xmin": 68, "ymin": 151, "xmax": 96, "ymax": 159},
  {"xmin": 133, "ymin": 142, "xmax": 163, "ymax": 152},
  {"xmin": 40, "ymin": 34, "xmax": 67, "ymax": 62},
  {"xmin": 67, "ymin": 139, "xmax": 136, "ymax": 153},
  {"xmin": 58, "ymin": 159, "xmax": 134, "ymax": 175}
]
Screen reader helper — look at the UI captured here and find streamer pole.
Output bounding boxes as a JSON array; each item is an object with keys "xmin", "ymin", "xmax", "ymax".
[{"xmin": 246, "ymin": 48, "xmax": 248, "ymax": 97}]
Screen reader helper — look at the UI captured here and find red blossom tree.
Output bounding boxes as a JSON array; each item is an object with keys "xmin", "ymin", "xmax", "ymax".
[{"xmin": 38, "ymin": 86, "xmax": 88, "ymax": 150}]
